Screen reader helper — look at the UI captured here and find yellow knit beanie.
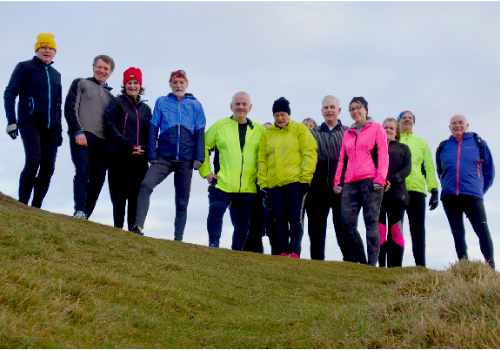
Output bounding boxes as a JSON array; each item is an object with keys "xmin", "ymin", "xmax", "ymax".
[{"xmin": 34, "ymin": 32, "xmax": 57, "ymax": 51}]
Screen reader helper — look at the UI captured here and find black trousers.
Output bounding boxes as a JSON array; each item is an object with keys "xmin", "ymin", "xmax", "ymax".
[
  {"xmin": 18, "ymin": 121, "xmax": 60, "ymax": 208},
  {"xmin": 403, "ymin": 191, "xmax": 427, "ymax": 267},
  {"xmin": 305, "ymin": 190, "xmax": 348, "ymax": 261},
  {"xmin": 244, "ymin": 191, "xmax": 278, "ymax": 254},
  {"xmin": 108, "ymin": 153, "xmax": 149, "ymax": 231},
  {"xmin": 69, "ymin": 131, "xmax": 109, "ymax": 218},
  {"xmin": 442, "ymin": 195, "xmax": 495, "ymax": 269}
]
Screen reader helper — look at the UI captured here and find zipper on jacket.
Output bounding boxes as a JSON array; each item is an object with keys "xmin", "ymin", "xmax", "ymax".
[
  {"xmin": 123, "ymin": 112, "xmax": 129, "ymax": 134},
  {"xmin": 456, "ymin": 139, "xmax": 462, "ymax": 195},
  {"xmin": 177, "ymin": 101, "xmax": 181, "ymax": 160},
  {"xmin": 45, "ymin": 66, "xmax": 51, "ymax": 128}
]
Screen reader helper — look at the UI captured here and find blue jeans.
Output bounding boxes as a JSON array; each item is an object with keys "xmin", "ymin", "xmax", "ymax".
[{"xmin": 207, "ymin": 186, "xmax": 256, "ymax": 250}]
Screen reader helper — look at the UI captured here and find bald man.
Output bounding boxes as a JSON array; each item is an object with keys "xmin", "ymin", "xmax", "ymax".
[
  {"xmin": 199, "ymin": 92, "xmax": 265, "ymax": 250},
  {"xmin": 436, "ymin": 114, "xmax": 495, "ymax": 268}
]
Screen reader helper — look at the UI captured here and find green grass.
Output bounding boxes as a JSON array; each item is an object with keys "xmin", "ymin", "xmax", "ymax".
[{"xmin": 0, "ymin": 193, "xmax": 499, "ymax": 348}]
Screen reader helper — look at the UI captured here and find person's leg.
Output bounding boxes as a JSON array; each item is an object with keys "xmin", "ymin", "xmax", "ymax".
[
  {"xmin": 442, "ymin": 196, "xmax": 468, "ymax": 262},
  {"xmin": 85, "ymin": 134, "xmax": 109, "ymax": 218},
  {"xmin": 463, "ymin": 196, "xmax": 495, "ymax": 269},
  {"xmin": 360, "ymin": 180, "xmax": 384, "ymax": 266},
  {"xmin": 31, "ymin": 128, "xmax": 58, "ymax": 208},
  {"xmin": 341, "ymin": 183, "xmax": 366, "ymax": 263},
  {"xmin": 229, "ymin": 193, "xmax": 257, "ymax": 250},
  {"xmin": 126, "ymin": 157, "xmax": 149, "ymax": 231},
  {"xmin": 18, "ymin": 122, "xmax": 41, "ymax": 205},
  {"xmin": 269, "ymin": 187, "xmax": 288, "ymax": 255},
  {"xmin": 243, "ymin": 192, "xmax": 265, "ymax": 253},
  {"xmin": 407, "ymin": 191, "xmax": 427, "ymax": 267},
  {"xmin": 135, "ymin": 158, "xmax": 172, "ymax": 229},
  {"xmin": 386, "ymin": 203, "xmax": 405, "ymax": 267},
  {"xmin": 378, "ymin": 202, "xmax": 388, "ymax": 268},
  {"xmin": 173, "ymin": 161, "xmax": 193, "ymax": 241},
  {"xmin": 69, "ymin": 134, "xmax": 89, "ymax": 214},
  {"xmin": 306, "ymin": 191, "xmax": 330, "ymax": 260},
  {"xmin": 108, "ymin": 155, "xmax": 127, "ymax": 229},
  {"xmin": 331, "ymin": 193, "xmax": 350, "ymax": 261},
  {"xmin": 285, "ymin": 183, "xmax": 307, "ymax": 257},
  {"xmin": 206, "ymin": 186, "xmax": 231, "ymax": 248}
]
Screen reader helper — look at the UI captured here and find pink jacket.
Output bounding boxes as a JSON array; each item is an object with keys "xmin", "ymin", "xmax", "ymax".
[{"xmin": 334, "ymin": 120, "xmax": 389, "ymax": 187}]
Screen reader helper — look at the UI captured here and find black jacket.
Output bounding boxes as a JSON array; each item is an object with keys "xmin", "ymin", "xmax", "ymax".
[
  {"xmin": 310, "ymin": 121, "xmax": 348, "ymax": 193},
  {"xmin": 4, "ymin": 56, "xmax": 62, "ymax": 132},
  {"xmin": 384, "ymin": 140, "xmax": 412, "ymax": 205},
  {"xmin": 104, "ymin": 94, "xmax": 152, "ymax": 155}
]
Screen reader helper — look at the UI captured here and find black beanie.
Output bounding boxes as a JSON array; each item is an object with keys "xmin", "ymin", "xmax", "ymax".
[
  {"xmin": 272, "ymin": 97, "xmax": 291, "ymax": 115},
  {"xmin": 349, "ymin": 96, "xmax": 368, "ymax": 111}
]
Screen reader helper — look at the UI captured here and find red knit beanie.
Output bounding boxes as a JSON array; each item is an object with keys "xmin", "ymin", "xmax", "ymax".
[{"xmin": 123, "ymin": 67, "xmax": 142, "ymax": 86}]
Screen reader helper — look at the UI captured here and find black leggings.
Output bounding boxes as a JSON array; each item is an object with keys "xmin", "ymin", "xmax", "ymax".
[
  {"xmin": 442, "ymin": 195, "xmax": 495, "ymax": 269},
  {"xmin": 403, "ymin": 191, "xmax": 427, "ymax": 266},
  {"xmin": 378, "ymin": 198, "xmax": 405, "ymax": 267},
  {"xmin": 18, "ymin": 121, "xmax": 60, "ymax": 208}
]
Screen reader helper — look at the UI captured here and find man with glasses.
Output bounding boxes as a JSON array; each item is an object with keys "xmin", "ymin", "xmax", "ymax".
[{"xmin": 133, "ymin": 70, "xmax": 206, "ymax": 240}]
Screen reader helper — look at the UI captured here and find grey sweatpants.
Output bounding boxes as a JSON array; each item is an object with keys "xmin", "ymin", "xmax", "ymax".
[
  {"xmin": 341, "ymin": 179, "xmax": 384, "ymax": 266},
  {"xmin": 135, "ymin": 158, "xmax": 193, "ymax": 240}
]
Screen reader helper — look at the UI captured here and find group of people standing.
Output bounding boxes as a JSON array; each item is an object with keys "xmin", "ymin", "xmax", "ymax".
[{"xmin": 3, "ymin": 33, "xmax": 496, "ymax": 269}]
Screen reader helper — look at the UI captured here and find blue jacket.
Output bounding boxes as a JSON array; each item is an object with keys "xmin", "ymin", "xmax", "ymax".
[
  {"xmin": 4, "ymin": 56, "xmax": 62, "ymax": 132},
  {"xmin": 436, "ymin": 132, "xmax": 495, "ymax": 199},
  {"xmin": 148, "ymin": 93, "xmax": 206, "ymax": 162}
]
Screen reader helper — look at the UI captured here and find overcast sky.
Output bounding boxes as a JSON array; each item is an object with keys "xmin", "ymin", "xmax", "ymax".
[{"xmin": 1, "ymin": 2, "xmax": 500, "ymax": 269}]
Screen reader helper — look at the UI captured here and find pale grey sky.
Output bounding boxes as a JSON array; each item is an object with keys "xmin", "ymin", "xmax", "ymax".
[{"xmin": 1, "ymin": 2, "xmax": 500, "ymax": 269}]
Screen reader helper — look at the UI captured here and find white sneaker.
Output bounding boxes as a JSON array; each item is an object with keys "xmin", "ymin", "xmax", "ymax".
[{"xmin": 73, "ymin": 210, "xmax": 87, "ymax": 220}]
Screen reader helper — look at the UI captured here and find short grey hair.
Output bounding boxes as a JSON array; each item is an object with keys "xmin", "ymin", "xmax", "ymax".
[
  {"xmin": 231, "ymin": 91, "xmax": 252, "ymax": 105},
  {"xmin": 322, "ymin": 95, "xmax": 340, "ymax": 107}
]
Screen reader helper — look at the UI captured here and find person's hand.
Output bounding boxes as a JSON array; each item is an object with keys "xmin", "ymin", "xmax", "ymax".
[
  {"xmin": 429, "ymin": 189, "xmax": 439, "ymax": 210},
  {"xmin": 333, "ymin": 185, "xmax": 343, "ymax": 194},
  {"xmin": 75, "ymin": 133, "xmax": 87, "ymax": 146},
  {"xmin": 385, "ymin": 180, "xmax": 391, "ymax": 192},
  {"xmin": 193, "ymin": 160, "xmax": 202, "ymax": 170},
  {"xmin": 6, "ymin": 124, "xmax": 18, "ymax": 140},
  {"xmin": 206, "ymin": 173, "xmax": 217, "ymax": 184},
  {"xmin": 373, "ymin": 183, "xmax": 385, "ymax": 192},
  {"xmin": 132, "ymin": 145, "xmax": 145, "ymax": 156}
]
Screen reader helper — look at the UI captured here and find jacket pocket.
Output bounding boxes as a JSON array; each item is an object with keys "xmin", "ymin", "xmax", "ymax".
[{"xmin": 27, "ymin": 97, "xmax": 35, "ymax": 116}]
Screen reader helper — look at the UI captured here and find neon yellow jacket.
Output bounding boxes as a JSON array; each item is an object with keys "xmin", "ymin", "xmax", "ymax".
[
  {"xmin": 399, "ymin": 132, "xmax": 438, "ymax": 194},
  {"xmin": 258, "ymin": 120, "xmax": 317, "ymax": 189},
  {"xmin": 199, "ymin": 117, "xmax": 264, "ymax": 193}
]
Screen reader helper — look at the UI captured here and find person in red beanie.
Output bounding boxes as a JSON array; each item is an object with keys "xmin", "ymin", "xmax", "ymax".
[{"xmin": 103, "ymin": 67, "xmax": 152, "ymax": 231}]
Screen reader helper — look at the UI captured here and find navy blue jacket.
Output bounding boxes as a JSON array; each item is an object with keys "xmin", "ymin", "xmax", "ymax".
[
  {"xmin": 436, "ymin": 132, "xmax": 495, "ymax": 199},
  {"xmin": 148, "ymin": 93, "xmax": 206, "ymax": 162},
  {"xmin": 104, "ymin": 94, "xmax": 152, "ymax": 155},
  {"xmin": 4, "ymin": 56, "xmax": 62, "ymax": 132}
]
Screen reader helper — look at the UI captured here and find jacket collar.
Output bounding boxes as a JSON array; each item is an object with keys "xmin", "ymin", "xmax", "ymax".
[
  {"xmin": 349, "ymin": 117, "xmax": 374, "ymax": 130},
  {"xmin": 167, "ymin": 92, "xmax": 196, "ymax": 101},
  {"xmin": 32, "ymin": 55, "xmax": 54, "ymax": 66},
  {"xmin": 87, "ymin": 77, "xmax": 113, "ymax": 91},
  {"xmin": 319, "ymin": 119, "xmax": 344, "ymax": 132},
  {"xmin": 230, "ymin": 116, "xmax": 254, "ymax": 129}
]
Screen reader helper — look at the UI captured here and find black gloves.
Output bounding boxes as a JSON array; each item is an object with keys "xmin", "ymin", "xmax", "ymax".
[
  {"xmin": 6, "ymin": 124, "xmax": 18, "ymax": 140},
  {"xmin": 429, "ymin": 189, "xmax": 439, "ymax": 211}
]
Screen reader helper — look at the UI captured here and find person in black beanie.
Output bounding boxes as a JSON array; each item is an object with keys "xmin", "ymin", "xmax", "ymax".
[{"xmin": 257, "ymin": 97, "xmax": 317, "ymax": 259}]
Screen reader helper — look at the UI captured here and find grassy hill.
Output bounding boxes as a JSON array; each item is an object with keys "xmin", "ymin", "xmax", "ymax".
[{"xmin": 0, "ymin": 193, "xmax": 499, "ymax": 348}]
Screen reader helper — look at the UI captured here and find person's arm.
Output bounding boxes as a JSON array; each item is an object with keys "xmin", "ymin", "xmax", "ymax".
[
  {"xmin": 142, "ymin": 105, "xmax": 152, "ymax": 155},
  {"xmin": 423, "ymin": 140, "xmax": 439, "ymax": 192},
  {"xmin": 482, "ymin": 141, "xmax": 495, "ymax": 193},
  {"xmin": 373, "ymin": 125, "xmax": 389, "ymax": 186},
  {"xmin": 4, "ymin": 62, "xmax": 24, "ymax": 127},
  {"xmin": 103, "ymin": 98, "xmax": 134, "ymax": 153},
  {"xmin": 257, "ymin": 133, "xmax": 268, "ymax": 189},
  {"xmin": 193, "ymin": 102, "xmax": 206, "ymax": 165},
  {"xmin": 299, "ymin": 124, "xmax": 318, "ymax": 184},
  {"xmin": 389, "ymin": 144, "xmax": 412, "ymax": 184},
  {"xmin": 333, "ymin": 139, "xmax": 346, "ymax": 189},
  {"xmin": 64, "ymin": 78, "xmax": 84, "ymax": 137},
  {"xmin": 198, "ymin": 122, "xmax": 217, "ymax": 179},
  {"xmin": 147, "ymin": 99, "xmax": 162, "ymax": 161}
]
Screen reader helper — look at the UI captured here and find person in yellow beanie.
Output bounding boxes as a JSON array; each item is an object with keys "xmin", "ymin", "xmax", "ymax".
[{"xmin": 3, "ymin": 32, "xmax": 62, "ymax": 208}]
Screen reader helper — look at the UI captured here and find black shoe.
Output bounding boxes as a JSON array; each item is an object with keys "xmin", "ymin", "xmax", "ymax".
[{"xmin": 131, "ymin": 225, "xmax": 144, "ymax": 236}]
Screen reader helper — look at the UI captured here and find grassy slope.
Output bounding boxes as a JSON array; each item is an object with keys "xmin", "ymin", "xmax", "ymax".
[{"xmin": 0, "ymin": 193, "xmax": 498, "ymax": 348}]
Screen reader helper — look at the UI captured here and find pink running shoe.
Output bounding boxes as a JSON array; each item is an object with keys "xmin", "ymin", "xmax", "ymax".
[
  {"xmin": 279, "ymin": 252, "xmax": 289, "ymax": 257},
  {"xmin": 290, "ymin": 252, "xmax": 300, "ymax": 259}
]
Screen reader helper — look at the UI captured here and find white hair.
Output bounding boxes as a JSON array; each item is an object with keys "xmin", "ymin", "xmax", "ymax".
[
  {"xmin": 322, "ymin": 95, "xmax": 340, "ymax": 107},
  {"xmin": 231, "ymin": 91, "xmax": 251, "ymax": 105}
]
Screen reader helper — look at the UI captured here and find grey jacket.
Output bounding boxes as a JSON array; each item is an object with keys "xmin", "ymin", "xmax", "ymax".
[{"xmin": 64, "ymin": 77, "xmax": 113, "ymax": 139}]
